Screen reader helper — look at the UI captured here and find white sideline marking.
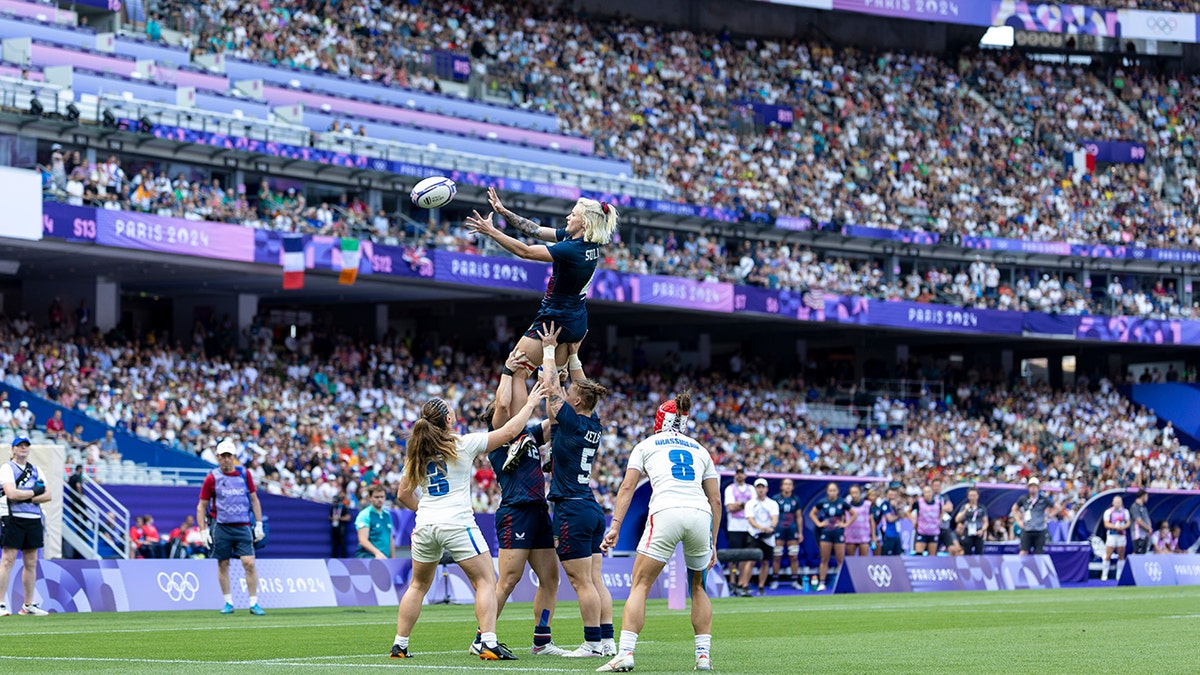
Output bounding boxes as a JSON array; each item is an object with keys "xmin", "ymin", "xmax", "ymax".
[
  {"xmin": 0, "ymin": 655, "xmax": 575, "ymax": 671},
  {"xmin": 1161, "ymin": 613, "xmax": 1200, "ymax": 619}
]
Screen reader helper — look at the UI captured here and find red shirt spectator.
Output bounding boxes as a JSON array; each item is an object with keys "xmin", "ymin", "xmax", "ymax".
[{"xmin": 45, "ymin": 410, "xmax": 65, "ymax": 436}]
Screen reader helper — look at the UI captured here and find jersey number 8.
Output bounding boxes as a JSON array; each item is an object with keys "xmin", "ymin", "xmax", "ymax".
[
  {"xmin": 668, "ymin": 449, "xmax": 695, "ymax": 481},
  {"xmin": 427, "ymin": 461, "xmax": 450, "ymax": 496}
]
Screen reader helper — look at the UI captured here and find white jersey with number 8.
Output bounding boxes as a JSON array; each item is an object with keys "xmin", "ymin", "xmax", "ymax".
[{"xmin": 627, "ymin": 431, "xmax": 718, "ymax": 516}]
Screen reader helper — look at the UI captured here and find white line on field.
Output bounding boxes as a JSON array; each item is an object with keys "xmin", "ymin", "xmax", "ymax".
[
  {"xmin": 1161, "ymin": 613, "xmax": 1200, "ymax": 619},
  {"xmin": 0, "ymin": 655, "xmax": 578, "ymax": 671}
]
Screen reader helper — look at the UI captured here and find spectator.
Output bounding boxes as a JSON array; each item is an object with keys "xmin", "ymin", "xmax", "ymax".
[
  {"xmin": 330, "ymin": 490, "xmax": 352, "ymax": 558},
  {"xmin": 1014, "ymin": 478, "xmax": 1060, "ymax": 555},
  {"xmin": 44, "ymin": 410, "xmax": 65, "ymax": 440},
  {"xmin": 354, "ymin": 485, "xmax": 394, "ymax": 559},
  {"xmin": 140, "ymin": 514, "xmax": 163, "ymax": 559},
  {"xmin": 1130, "ymin": 489, "xmax": 1152, "ymax": 554},
  {"xmin": 12, "ymin": 401, "xmax": 33, "ymax": 431}
]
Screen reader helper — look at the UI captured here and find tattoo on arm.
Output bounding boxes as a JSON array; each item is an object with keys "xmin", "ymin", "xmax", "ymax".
[
  {"xmin": 507, "ymin": 213, "xmax": 540, "ymax": 236},
  {"xmin": 547, "ymin": 393, "xmax": 564, "ymax": 419}
]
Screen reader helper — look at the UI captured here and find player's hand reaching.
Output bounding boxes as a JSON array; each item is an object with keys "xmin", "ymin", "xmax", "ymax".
[
  {"xmin": 526, "ymin": 380, "xmax": 548, "ymax": 406},
  {"xmin": 487, "ymin": 187, "xmax": 513, "ymax": 218},
  {"xmin": 505, "ymin": 347, "xmax": 534, "ymax": 374},
  {"xmin": 536, "ymin": 322, "xmax": 561, "ymax": 348},
  {"xmin": 465, "ymin": 210, "xmax": 498, "ymax": 239}
]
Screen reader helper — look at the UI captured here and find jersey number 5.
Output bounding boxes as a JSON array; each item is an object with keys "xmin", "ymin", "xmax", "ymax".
[
  {"xmin": 669, "ymin": 449, "xmax": 695, "ymax": 481},
  {"xmin": 577, "ymin": 447, "xmax": 597, "ymax": 484},
  {"xmin": 427, "ymin": 461, "xmax": 449, "ymax": 496}
]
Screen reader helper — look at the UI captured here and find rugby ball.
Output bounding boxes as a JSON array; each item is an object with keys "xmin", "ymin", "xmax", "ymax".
[{"xmin": 410, "ymin": 176, "xmax": 456, "ymax": 209}]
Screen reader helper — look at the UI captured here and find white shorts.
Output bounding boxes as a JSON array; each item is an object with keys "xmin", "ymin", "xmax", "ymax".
[
  {"xmin": 637, "ymin": 507, "xmax": 712, "ymax": 571},
  {"xmin": 1106, "ymin": 533, "xmax": 1127, "ymax": 549},
  {"xmin": 410, "ymin": 524, "xmax": 490, "ymax": 564}
]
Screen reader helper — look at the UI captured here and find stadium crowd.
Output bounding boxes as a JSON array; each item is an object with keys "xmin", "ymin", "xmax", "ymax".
[
  {"xmin": 132, "ymin": 0, "xmax": 1200, "ymax": 253},
  {"xmin": 0, "ymin": 315, "xmax": 1195, "ymax": 520}
]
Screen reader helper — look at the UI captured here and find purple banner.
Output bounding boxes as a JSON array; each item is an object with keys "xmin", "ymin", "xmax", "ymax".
[
  {"xmin": 732, "ymin": 100, "xmax": 795, "ymax": 128},
  {"xmin": 832, "ymin": 0, "xmax": 992, "ymax": 25},
  {"xmin": 432, "ymin": 250, "xmax": 550, "ymax": 291},
  {"xmin": 429, "ymin": 50, "xmax": 471, "ymax": 82},
  {"xmin": 638, "ymin": 275, "xmax": 735, "ymax": 313},
  {"xmin": 775, "ymin": 216, "xmax": 813, "ymax": 231},
  {"xmin": 983, "ymin": 543, "xmax": 1090, "ymax": 584},
  {"xmin": 960, "ymin": 235, "xmax": 1072, "ymax": 256},
  {"xmin": 835, "ymin": 555, "xmax": 1060, "ymax": 594},
  {"xmin": 868, "ymin": 301, "xmax": 1026, "ymax": 334},
  {"xmin": 1076, "ymin": 316, "xmax": 1184, "ymax": 344},
  {"xmin": 94, "ymin": 210, "xmax": 256, "ymax": 263},
  {"xmin": 993, "ymin": 2, "xmax": 1119, "ymax": 37},
  {"xmin": 1118, "ymin": 554, "xmax": 1200, "ymax": 587},
  {"xmin": 843, "ymin": 224, "xmax": 938, "ymax": 245},
  {"xmin": 41, "ymin": 202, "xmax": 97, "ymax": 243},
  {"xmin": 1080, "ymin": 140, "xmax": 1147, "ymax": 164}
]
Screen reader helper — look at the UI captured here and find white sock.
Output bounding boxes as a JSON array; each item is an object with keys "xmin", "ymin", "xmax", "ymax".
[
  {"xmin": 394, "ymin": 634, "xmax": 409, "ymax": 649},
  {"xmin": 619, "ymin": 630, "xmax": 638, "ymax": 656},
  {"xmin": 223, "ymin": 594, "xmax": 232, "ymax": 605},
  {"xmin": 248, "ymin": 595, "xmax": 258, "ymax": 607},
  {"xmin": 1117, "ymin": 559, "xmax": 1125, "ymax": 579},
  {"xmin": 480, "ymin": 632, "xmax": 497, "ymax": 647},
  {"xmin": 695, "ymin": 634, "xmax": 711, "ymax": 656},
  {"xmin": 1101, "ymin": 559, "xmax": 1110, "ymax": 577}
]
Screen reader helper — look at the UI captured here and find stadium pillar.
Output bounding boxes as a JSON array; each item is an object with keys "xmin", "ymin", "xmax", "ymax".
[
  {"xmin": 606, "ymin": 323, "xmax": 618, "ymax": 351},
  {"xmin": 95, "ymin": 277, "xmax": 118, "ymax": 332},
  {"xmin": 237, "ymin": 293, "xmax": 258, "ymax": 349},
  {"xmin": 375, "ymin": 303, "xmax": 388, "ymax": 341},
  {"xmin": 698, "ymin": 332, "xmax": 711, "ymax": 370}
]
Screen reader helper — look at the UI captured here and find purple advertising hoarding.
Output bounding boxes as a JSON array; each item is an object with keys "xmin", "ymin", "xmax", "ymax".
[
  {"xmin": 1117, "ymin": 554, "xmax": 1200, "ymax": 587},
  {"xmin": 42, "ymin": 202, "xmax": 97, "ymax": 243},
  {"xmin": 94, "ymin": 210, "xmax": 256, "ymax": 263},
  {"xmin": 843, "ymin": 225, "xmax": 938, "ymax": 245},
  {"xmin": 1080, "ymin": 140, "xmax": 1147, "ymax": 164},
  {"xmin": 835, "ymin": 555, "xmax": 1061, "ymax": 594},
  {"xmin": 432, "ymin": 250, "xmax": 550, "ymax": 292},
  {"xmin": 993, "ymin": 2, "xmax": 1119, "ymax": 37},
  {"xmin": 831, "ymin": 0, "xmax": 991, "ymax": 25},
  {"xmin": 868, "ymin": 301, "xmax": 1026, "ymax": 335},
  {"xmin": 638, "ymin": 276, "xmax": 735, "ymax": 313}
]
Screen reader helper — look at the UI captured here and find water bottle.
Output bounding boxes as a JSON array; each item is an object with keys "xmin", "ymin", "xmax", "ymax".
[{"xmin": 802, "ymin": 575, "xmax": 810, "ymax": 593}]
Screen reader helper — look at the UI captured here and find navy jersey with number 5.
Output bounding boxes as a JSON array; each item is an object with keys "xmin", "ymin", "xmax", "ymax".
[
  {"xmin": 487, "ymin": 423, "xmax": 547, "ymax": 506},
  {"xmin": 546, "ymin": 403, "xmax": 602, "ymax": 502}
]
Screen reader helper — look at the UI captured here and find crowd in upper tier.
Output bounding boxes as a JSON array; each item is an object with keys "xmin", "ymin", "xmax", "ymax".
[
  {"xmin": 132, "ymin": 0, "xmax": 1200, "ymax": 253},
  {"xmin": 1, "ymin": 315, "xmax": 1194, "ymax": 516}
]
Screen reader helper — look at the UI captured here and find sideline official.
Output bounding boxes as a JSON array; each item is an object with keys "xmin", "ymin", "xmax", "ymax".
[
  {"xmin": 0, "ymin": 437, "xmax": 51, "ymax": 615},
  {"xmin": 197, "ymin": 440, "xmax": 266, "ymax": 615}
]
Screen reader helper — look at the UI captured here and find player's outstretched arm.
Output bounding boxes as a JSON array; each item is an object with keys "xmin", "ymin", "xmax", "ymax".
[
  {"xmin": 485, "ymin": 381, "xmax": 547, "ymax": 452},
  {"xmin": 537, "ymin": 323, "xmax": 565, "ymax": 423},
  {"xmin": 488, "ymin": 187, "xmax": 558, "ymax": 242},
  {"xmin": 466, "ymin": 210, "xmax": 553, "ymax": 262}
]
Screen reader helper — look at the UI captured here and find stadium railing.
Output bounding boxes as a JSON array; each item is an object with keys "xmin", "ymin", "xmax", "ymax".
[
  {"xmin": 63, "ymin": 473, "xmax": 130, "ymax": 560},
  {"xmin": 92, "ymin": 93, "xmax": 312, "ymax": 148}
]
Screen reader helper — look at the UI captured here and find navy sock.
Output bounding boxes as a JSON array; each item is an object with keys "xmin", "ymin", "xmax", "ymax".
[
  {"xmin": 473, "ymin": 628, "xmax": 481, "ymax": 644},
  {"xmin": 584, "ymin": 626, "xmax": 602, "ymax": 643},
  {"xmin": 534, "ymin": 623, "xmax": 552, "ymax": 647},
  {"xmin": 600, "ymin": 623, "xmax": 614, "ymax": 640}
]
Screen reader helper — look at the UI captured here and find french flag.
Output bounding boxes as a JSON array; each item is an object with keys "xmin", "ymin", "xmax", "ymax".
[
  {"xmin": 1065, "ymin": 149, "xmax": 1096, "ymax": 182},
  {"xmin": 282, "ymin": 235, "xmax": 305, "ymax": 290}
]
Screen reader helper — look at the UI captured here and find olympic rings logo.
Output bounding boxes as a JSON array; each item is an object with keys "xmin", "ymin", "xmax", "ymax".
[
  {"xmin": 157, "ymin": 571, "xmax": 200, "ymax": 602},
  {"xmin": 866, "ymin": 564, "xmax": 893, "ymax": 587},
  {"xmin": 1144, "ymin": 561, "xmax": 1163, "ymax": 582},
  {"xmin": 1145, "ymin": 17, "xmax": 1178, "ymax": 34}
]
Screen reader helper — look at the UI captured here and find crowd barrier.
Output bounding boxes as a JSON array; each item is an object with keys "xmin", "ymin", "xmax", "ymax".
[
  {"xmin": 983, "ymin": 543, "xmax": 1090, "ymax": 584},
  {"xmin": 2, "ymin": 553, "xmax": 729, "ymax": 613},
  {"xmin": 833, "ymin": 555, "xmax": 1060, "ymax": 594},
  {"xmin": 1117, "ymin": 554, "xmax": 1200, "ymax": 587}
]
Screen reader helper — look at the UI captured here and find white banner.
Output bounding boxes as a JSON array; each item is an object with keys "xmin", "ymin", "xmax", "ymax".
[
  {"xmin": 1118, "ymin": 9, "xmax": 1197, "ymax": 43},
  {"xmin": 0, "ymin": 167, "xmax": 43, "ymax": 241}
]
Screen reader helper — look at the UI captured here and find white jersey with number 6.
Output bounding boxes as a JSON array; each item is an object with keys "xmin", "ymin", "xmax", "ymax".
[
  {"xmin": 627, "ymin": 431, "xmax": 718, "ymax": 516},
  {"xmin": 414, "ymin": 432, "xmax": 488, "ymax": 529}
]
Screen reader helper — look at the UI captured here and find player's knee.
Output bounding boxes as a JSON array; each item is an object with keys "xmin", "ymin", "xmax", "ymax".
[
  {"xmin": 773, "ymin": 545, "xmax": 783, "ymax": 558},
  {"xmin": 788, "ymin": 544, "xmax": 800, "ymax": 557}
]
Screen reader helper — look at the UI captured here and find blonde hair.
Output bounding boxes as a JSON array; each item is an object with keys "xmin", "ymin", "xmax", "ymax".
[
  {"xmin": 575, "ymin": 198, "xmax": 618, "ymax": 245},
  {"xmin": 403, "ymin": 398, "xmax": 458, "ymax": 489}
]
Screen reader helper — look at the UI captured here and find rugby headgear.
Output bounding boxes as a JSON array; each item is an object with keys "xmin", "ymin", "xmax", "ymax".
[{"xmin": 654, "ymin": 399, "xmax": 688, "ymax": 434}]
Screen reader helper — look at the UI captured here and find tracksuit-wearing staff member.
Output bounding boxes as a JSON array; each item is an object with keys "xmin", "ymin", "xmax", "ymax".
[
  {"xmin": 0, "ymin": 437, "xmax": 51, "ymax": 616},
  {"xmin": 1013, "ymin": 477, "xmax": 1060, "ymax": 555},
  {"xmin": 956, "ymin": 487, "xmax": 988, "ymax": 555}
]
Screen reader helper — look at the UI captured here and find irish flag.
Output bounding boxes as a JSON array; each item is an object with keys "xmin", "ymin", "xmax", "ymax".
[
  {"xmin": 282, "ymin": 235, "xmax": 304, "ymax": 289},
  {"xmin": 338, "ymin": 238, "xmax": 361, "ymax": 286}
]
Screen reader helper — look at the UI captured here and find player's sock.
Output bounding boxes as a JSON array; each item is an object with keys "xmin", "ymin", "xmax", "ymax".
[
  {"xmin": 600, "ymin": 623, "xmax": 614, "ymax": 640},
  {"xmin": 480, "ymin": 632, "xmax": 498, "ymax": 647},
  {"xmin": 584, "ymin": 625, "xmax": 602, "ymax": 647},
  {"xmin": 248, "ymin": 595, "xmax": 258, "ymax": 607},
  {"xmin": 394, "ymin": 635, "xmax": 409, "ymax": 649},
  {"xmin": 1101, "ymin": 558, "xmax": 1110, "ymax": 579},
  {"xmin": 695, "ymin": 634, "xmax": 711, "ymax": 657},
  {"xmin": 474, "ymin": 628, "xmax": 482, "ymax": 645},
  {"xmin": 618, "ymin": 630, "xmax": 638, "ymax": 656},
  {"xmin": 223, "ymin": 594, "xmax": 233, "ymax": 605},
  {"xmin": 533, "ymin": 623, "xmax": 552, "ymax": 647},
  {"xmin": 1117, "ymin": 559, "xmax": 1125, "ymax": 579}
]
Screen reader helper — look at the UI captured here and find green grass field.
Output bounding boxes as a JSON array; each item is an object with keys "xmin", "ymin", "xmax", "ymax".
[{"xmin": 2, "ymin": 588, "xmax": 1198, "ymax": 674}]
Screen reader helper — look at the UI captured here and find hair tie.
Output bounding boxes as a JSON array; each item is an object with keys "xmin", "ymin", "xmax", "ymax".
[
  {"xmin": 601, "ymin": 202, "xmax": 610, "ymax": 215},
  {"xmin": 426, "ymin": 397, "xmax": 449, "ymax": 426}
]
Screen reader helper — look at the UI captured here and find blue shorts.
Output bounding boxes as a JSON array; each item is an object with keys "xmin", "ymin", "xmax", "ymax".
[
  {"xmin": 819, "ymin": 528, "xmax": 845, "ymax": 544},
  {"xmin": 775, "ymin": 524, "xmax": 800, "ymax": 542},
  {"xmin": 213, "ymin": 523, "xmax": 254, "ymax": 560},
  {"xmin": 525, "ymin": 307, "xmax": 587, "ymax": 344},
  {"xmin": 553, "ymin": 498, "xmax": 605, "ymax": 561},
  {"xmin": 496, "ymin": 502, "xmax": 555, "ymax": 550}
]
